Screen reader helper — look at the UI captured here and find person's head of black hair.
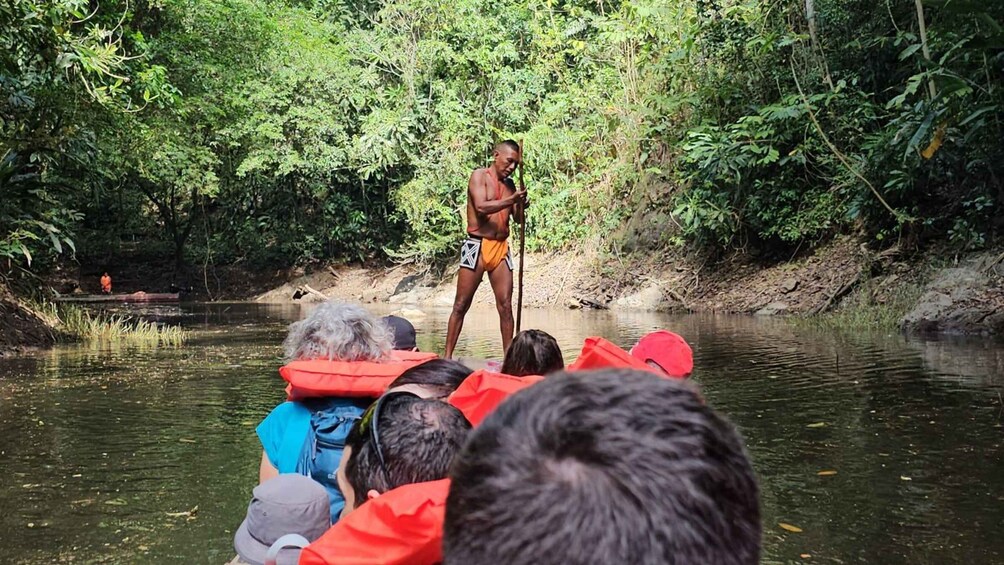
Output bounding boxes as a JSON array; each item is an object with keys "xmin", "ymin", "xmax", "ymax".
[
  {"xmin": 491, "ymin": 140, "xmax": 521, "ymax": 178},
  {"xmin": 381, "ymin": 315, "xmax": 418, "ymax": 350},
  {"xmin": 343, "ymin": 393, "xmax": 471, "ymax": 511},
  {"xmin": 501, "ymin": 329, "xmax": 564, "ymax": 376},
  {"xmin": 387, "ymin": 359, "xmax": 473, "ymax": 399},
  {"xmin": 495, "ymin": 139, "xmax": 521, "ymax": 154},
  {"xmin": 443, "ymin": 369, "xmax": 761, "ymax": 565}
]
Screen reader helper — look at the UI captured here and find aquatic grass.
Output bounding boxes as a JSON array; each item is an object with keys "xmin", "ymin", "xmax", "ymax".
[
  {"xmin": 794, "ymin": 279, "xmax": 925, "ymax": 332},
  {"xmin": 29, "ymin": 300, "xmax": 188, "ymax": 346},
  {"xmin": 809, "ymin": 301, "xmax": 909, "ymax": 331}
]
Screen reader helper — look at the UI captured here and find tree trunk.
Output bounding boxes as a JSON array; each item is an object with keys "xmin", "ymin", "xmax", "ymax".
[
  {"xmin": 914, "ymin": 0, "xmax": 937, "ymax": 99},
  {"xmin": 805, "ymin": 0, "xmax": 835, "ymax": 91}
]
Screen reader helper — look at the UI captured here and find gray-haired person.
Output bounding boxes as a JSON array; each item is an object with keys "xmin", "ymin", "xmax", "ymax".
[
  {"xmin": 255, "ymin": 301, "xmax": 395, "ymax": 521},
  {"xmin": 282, "ymin": 301, "xmax": 393, "ymax": 363}
]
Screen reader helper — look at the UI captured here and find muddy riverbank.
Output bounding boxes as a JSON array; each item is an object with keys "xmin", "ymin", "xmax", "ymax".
[{"xmin": 253, "ymin": 238, "xmax": 1004, "ymax": 336}]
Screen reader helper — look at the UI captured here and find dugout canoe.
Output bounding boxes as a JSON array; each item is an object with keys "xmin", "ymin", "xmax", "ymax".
[{"xmin": 55, "ymin": 292, "xmax": 181, "ymax": 303}]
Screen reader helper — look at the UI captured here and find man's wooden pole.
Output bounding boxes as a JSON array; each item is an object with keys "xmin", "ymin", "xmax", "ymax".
[{"xmin": 515, "ymin": 139, "xmax": 526, "ymax": 334}]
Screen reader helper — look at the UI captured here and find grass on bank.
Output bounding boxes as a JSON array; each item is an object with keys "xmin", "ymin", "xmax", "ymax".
[
  {"xmin": 31, "ymin": 301, "xmax": 188, "ymax": 346},
  {"xmin": 797, "ymin": 278, "xmax": 926, "ymax": 332}
]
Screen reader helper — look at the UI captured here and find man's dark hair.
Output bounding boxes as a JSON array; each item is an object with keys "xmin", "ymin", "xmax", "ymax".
[
  {"xmin": 381, "ymin": 315, "xmax": 417, "ymax": 350},
  {"xmin": 495, "ymin": 139, "xmax": 521, "ymax": 154},
  {"xmin": 388, "ymin": 359, "xmax": 473, "ymax": 398},
  {"xmin": 345, "ymin": 394, "xmax": 471, "ymax": 504},
  {"xmin": 500, "ymin": 329, "xmax": 564, "ymax": 376},
  {"xmin": 444, "ymin": 369, "xmax": 761, "ymax": 565}
]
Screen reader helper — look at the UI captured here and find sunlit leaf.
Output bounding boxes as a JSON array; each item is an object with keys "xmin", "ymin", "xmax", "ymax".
[{"xmin": 19, "ymin": 244, "xmax": 32, "ymax": 266}]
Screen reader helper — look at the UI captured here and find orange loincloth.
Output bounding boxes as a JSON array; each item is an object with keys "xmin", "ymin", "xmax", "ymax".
[{"xmin": 480, "ymin": 238, "xmax": 509, "ymax": 272}]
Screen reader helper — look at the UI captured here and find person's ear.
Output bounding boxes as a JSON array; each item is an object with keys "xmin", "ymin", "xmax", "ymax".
[{"xmin": 366, "ymin": 489, "xmax": 381, "ymax": 501}]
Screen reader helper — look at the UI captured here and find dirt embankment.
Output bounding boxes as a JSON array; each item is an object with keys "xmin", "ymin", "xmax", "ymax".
[
  {"xmin": 0, "ymin": 287, "xmax": 56, "ymax": 356},
  {"xmin": 252, "ymin": 238, "xmax": 1004, "ymax": 336},
  {"xmin": 254, "ymin": 250, "xmax": 596, "ymax": 310},
  {"xmin": 255, "ymin": 236, "xmax": 876, "ymax": 315}
]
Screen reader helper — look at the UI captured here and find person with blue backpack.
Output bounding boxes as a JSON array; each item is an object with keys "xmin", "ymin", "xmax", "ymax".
[
  {"xmin": 255, "ymin": 301, "xmax": 469, "ymax": 523},
  {"xmin": 255, "ymin": 302, "xmax": 390, "ymax": 522}
]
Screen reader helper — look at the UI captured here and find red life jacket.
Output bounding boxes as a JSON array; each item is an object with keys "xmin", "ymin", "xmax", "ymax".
[
  {"xmin": 565, "ymin": 336, "xmax": 661, "ymax": 374},
  {"xmin": 448, "ymin": 369, "xmax": 544, "ymax": 427},
  {"xmin": 298, "ymin": 479, "xmax": 450, "ymax": 565},
  {"xmin": 280, "ymin": 350, "xmax": 438, "ymax": 401},
  {"xmin": 298, "ymin": 372, "xmax": 541, "ymax": 565}
]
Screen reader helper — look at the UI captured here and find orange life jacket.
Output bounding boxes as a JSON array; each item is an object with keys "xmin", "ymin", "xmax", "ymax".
[
  {"xmin": 280, "ymin": 350, "xmax": 438, "ymax": 401},
  {"xmin": 447, "ymin": 369, "xmax": 544, "ymax": 427},
  {"xmin": 298, "ymin": 372, "xmax": 541, "ymax": 565},
  {"xmin": 298, "ymin": 479, "xmax": 450, "ymax": 565},
  {"xmin": 565, "ymin": 336, "xmax": 661, "ymax": 375}
]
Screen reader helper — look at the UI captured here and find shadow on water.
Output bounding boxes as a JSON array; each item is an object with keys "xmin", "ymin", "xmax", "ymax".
[{"xmin": 0, "ymin": 303, "xmax": 1002, "ymax": 563}]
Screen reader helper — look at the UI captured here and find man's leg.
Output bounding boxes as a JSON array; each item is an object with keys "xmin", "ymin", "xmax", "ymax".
[
  {"xmin": 445, "ymin": 264, "xmax": 484, "ymax": 359},
  {"xmin": 487, "ymin": 261, "xmax": 514, "ymax": 355}
]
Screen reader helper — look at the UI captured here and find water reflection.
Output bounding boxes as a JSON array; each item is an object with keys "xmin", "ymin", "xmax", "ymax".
[{"xmin": 0, "ymin": 303, "xmax": 1001, "ymax": 563}]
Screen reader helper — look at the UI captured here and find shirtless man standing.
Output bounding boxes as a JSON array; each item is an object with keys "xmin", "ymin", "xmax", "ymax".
[{"xmin": 444, "ymin": 140, "xmax": 526, "ymax": 359}]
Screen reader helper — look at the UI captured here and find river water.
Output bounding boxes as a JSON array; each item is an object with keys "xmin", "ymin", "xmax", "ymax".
[{"xmin": 0, "ymin": 303, "xmax": 1002, "ymax": 564}]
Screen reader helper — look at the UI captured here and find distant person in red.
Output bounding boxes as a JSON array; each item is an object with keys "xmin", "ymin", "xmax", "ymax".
[
  {"xmin": 630, "ymin": 330, "xmax": 694, "ymax": 378},
  {"xmin": 100, "ymin": 272, "xmax": 112, "ymax": 294}
]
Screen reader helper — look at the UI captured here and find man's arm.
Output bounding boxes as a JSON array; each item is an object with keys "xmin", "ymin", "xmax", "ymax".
[{"xmin": 469, "ymin": 171, "xmax": 525, "ymax": 215}]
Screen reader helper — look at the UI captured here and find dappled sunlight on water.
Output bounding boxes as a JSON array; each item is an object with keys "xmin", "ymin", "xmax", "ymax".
[{"xmin": 0, "ymin": 303, "xmax": 1002, "ymax": 563}]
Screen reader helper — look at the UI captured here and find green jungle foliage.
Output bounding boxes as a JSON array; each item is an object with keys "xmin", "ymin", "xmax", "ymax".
[{"xmin": 2, "ymin": 0, "xmax": 1002, "ymax": 277}]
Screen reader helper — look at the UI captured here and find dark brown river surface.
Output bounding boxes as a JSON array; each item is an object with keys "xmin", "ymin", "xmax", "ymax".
[{"xmin": 1, "ymin": 303, "xmax": 1002, "ymax": 564}]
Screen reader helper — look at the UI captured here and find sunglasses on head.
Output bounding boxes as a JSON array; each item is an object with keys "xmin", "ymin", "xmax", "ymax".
[{"xmin": 355, "ymin": 391, "xmax": 421, "ymax": 489}]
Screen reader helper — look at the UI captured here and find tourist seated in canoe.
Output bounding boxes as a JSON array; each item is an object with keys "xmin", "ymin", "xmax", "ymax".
[
  {"xmin": 499, "ymin": 329, "xmax": 564, "ymax": 377},
  {"xmin": 566, "ymin": 331, "xmax": 693, "ymax": 378},
  {"xmin": 298, "ymin": 392, "xmax": 471, "ymax": 565},
  {"xmin": 443, "ymin": 369, "xmax": 761, "ymax": 565},
  {"xmin": 229, "ymin": 474, "xmax": 330, "ymax": 565},
  {"xmin": 255, "ymin": 301, "xmax": 436, "ymax": 522},
  {"xmin": 448, "ymin": 330, "xmax": 559, "ymax": 426},
  {"xmin": 630, "ymin": 329, "xmax": 694, "ymax": 378},
  {"xmin": 381, "ymin": 314, "xmax": 419, "ymax": 351}
]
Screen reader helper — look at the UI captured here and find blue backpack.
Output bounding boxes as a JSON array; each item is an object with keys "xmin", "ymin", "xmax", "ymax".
[{"xmin": 295, "ymin": 397, "xmax": 370, "ymax": 523}]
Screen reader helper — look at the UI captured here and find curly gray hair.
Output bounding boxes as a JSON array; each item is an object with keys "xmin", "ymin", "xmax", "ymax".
[{"xmin": 283, "ymin": 301, "xmax": 393, "ymax": 362}]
